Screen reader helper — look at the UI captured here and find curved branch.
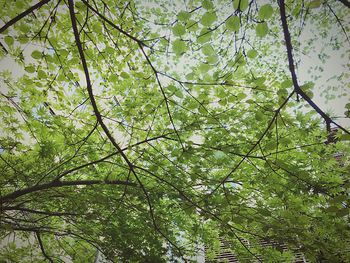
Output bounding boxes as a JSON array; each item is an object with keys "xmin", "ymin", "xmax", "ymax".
[
  {"xmin": 1, "ymin": 179, "xmax": 137, "ymax": 203},
  {"xmin": 67, "ymin": 0, "xmax": 135, "ymax": 170},
  {"xmin": 0, "ymin": 0, "xmax": 51, "ymax": 34},
  {"xmin": 67, "ymin": 1, "xmax": 184, "ymax": 257},
  {"xmin": 326, "ymin": 3, "xmax": 350, "ymax": 45},
  {"xmin": 36, "ymin": 232, "xmax": 54, "ymax": 263},
  {"xmin": 3, "ymin": 206, "xmax": 77, "ymax": 216},
  {"xmin": 278, "ymin": 0, "xmax": 350, "ymax": 135}
]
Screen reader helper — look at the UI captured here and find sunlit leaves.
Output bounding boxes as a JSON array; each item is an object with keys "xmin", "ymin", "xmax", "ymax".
[
  {"xmin": 177, "ymin": 11, "xmax": 191, "ymax": 22},
  {"xmin": 201, "ymin": 44, "xmax": 215, "ymax": 56},
  {"xmin": 233, "ymin": 0, "xmax": 249, "ymax": 11},
  {"xmin": 281, "ymin": 79, "xmax": 293, "ymax": 89},
  {"xmin": 225, "ymin": 16, "xmax": 240, "ymax": 32},
  {"xmin": 247, "ymin": 49, "xmax": 258, "ymax": 59},
  {"xmin": 258, "ymin": 4, "xmax": 274, "ymax": 20},
  {"xmin": 18, "ymin": 23, "xmax": 30, "ymax": 34},
  {"xmin": 120, "ymin": 72, "xmax": 130, "ymax": 79},
  {"xmin": 31, "ymin": 50, "xmax": 42, "ymax": 59},
  {"xmin": 4, "ymin": 36, "xmax": 14, "ymax": 46},
  {"xmin": 0, "ymin": 0, "xmax": 349, "ymax": 262},
  {"xmin": 197, "ymin": 28, "xmax": 212, "ymax": 43},
  {"xmin": 172, "ymin": 39, "xmax": 187, "ymax": 55},
  {"xmin": 200, "ymin": 12, "xmax": 217, "ymax": 26},
  {"xmin": 255, "ymin": 111, "xmax": 264, "ymax": 121},
  {"xmin": 202, "ymin": 0, "xmax": 214, "ymax": 10},
  {"xmin": 172, "ymin": 23, "xmax": 186, "ymax": 36},
  {"xmin": 308, "ymin": 0, "xmax": 322, "ymax": 9},
  {"xmin": 236, "ymin": 92, "xmax": 247, "ymax": 100},
  {"xmin": 24, "ymin": 65, "xmax": 35, "ymax": 73},
  {"xmin": 256, "ymin": 22, "xmax": 268, "ymax": 38},
  {"xmin": 37, "ymin": 69, "xmax": 47, "ymax": 79}
]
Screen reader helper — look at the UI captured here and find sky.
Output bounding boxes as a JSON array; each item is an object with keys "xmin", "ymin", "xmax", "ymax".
[{"xmin": 297, "ymin": 16, "xmax": 349, "ymax": 127}]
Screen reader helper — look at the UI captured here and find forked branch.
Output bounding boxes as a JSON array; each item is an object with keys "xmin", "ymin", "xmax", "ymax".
[
  {"xmin": 278, "ymin": 0, "xmax": 350, "ymax": 135},
  {"xmin": 0, "ymin": 0, "xmax": 51, "ymax": 34}
]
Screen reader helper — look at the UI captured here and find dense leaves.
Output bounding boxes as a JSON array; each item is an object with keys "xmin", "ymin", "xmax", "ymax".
[{"xmin": 0, "ymin": 0, "xmax": 349, "ymax": 262}]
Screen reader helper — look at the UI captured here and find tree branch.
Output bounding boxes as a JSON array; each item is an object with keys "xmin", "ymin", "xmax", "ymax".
[
  {"xmin": 67, "ymin": 0, "xmax": 135, "ymax": 171},
  {"xmin": 337, "ymin": 0, "xmax": 350, "ymax": 8},
  {"xmin": 3, "ymin": 206, "xmax": 78, "ymax": 216},
  {"xmin": 35, "ymin": 232, "xmax": 54, "ymax": 263},
  {"xmin": 278, "ymin": 0, "xmax": 350, "ymax": 135},
  {"xmin": 67, "ymin": 2, "xmax": 183, "ymax": 256},
  {"xmin": 1, "ymin": 179, "xmax": 137, "ymax": 202},
  {"xmin": 80, "ymin": 0, "xmax": 145, "ymax": 45},
  {"xmin": 0, "ymin": 0, "xmax": 51, "ymax": 34}
]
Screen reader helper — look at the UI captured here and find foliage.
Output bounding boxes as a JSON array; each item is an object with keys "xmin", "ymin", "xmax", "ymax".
[{"xmin": 0, "ymin": 0, "xmax": 349, "ymax": 262}]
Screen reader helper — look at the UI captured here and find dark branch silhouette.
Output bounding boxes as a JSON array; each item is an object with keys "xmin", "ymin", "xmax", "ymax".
[
  {"xmin": 278, "ymin": 0, "xmax": 350, "ymax": 135},
  {"xmin": 1, "ymin": 179, "xmax": 137, "ymax": 203},
  {"xmin": 0, "ymin": 0, "xmax": 51, "ymax": 34}
]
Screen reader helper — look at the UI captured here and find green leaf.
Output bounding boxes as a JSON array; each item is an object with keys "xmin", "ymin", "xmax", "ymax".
[
  {"xmin": 233, "ymin": 0, "xmax": 249, "ymax": 11},
  {"xmin": 24, "ymin": 65, "xmax": 35, "ymax": 73},
  {"xmin": 300, "ymin": 81, "xmax": 314, "ymax": 90},
  {"xmin": 247, "ymin": 49, "xmax": 258, "ymax": 59},
  {"xmin": 172, "ymin": 23, "xmax": 186, "ymax": 36},
  {"xmin": 199, "ymin": 63, "xmax": 211, "ymax": 73},
  {"xmin": 258, "ymin": 4, "xmax": 273, "ymax": 20},
  {"xmin": 281, "ymin": 79, "xmax": 293, "ymax": 89},
  {"xmin": 172, "ymin": 39, "xmax": 187, "ymax": 55},
  {"xmin": 309, "ymin": 0, "xmax": 322, "ymax": 9},
  {"xmin": 330, "ymin": 195, "xmax": 347, "ymax": 203},
  {"xmin": 305, "ymin": 90, "xmax": 314, "ymax": 99},
  {"xmin": 255, "ymin": 22, "xmax": 268, "ymax": 38},
  {"xmin": 19, "ymin": 24, "xmax": 30, "ymax": 33},
  {"xmin": 237, "ymin": 92, "xmax": 247, "ymax": 100},
  {"xmin": 174, "ymin": 89, "xmax": 183, "ymax": 98},
  {"xmin": 4, "ymin": 36, "xmax": 14, "ymax": 46},
  {"xmin": 200, "ymin": 12, "xmax": 217, "ymax": 26},
  {"xmin": 225, "ymin": 16, "xmax": 240, "ymax": 32},
  {"xmin": 37, "ymin": 70, "xmax": 47, "ymax": 79},
  {"xmin": 202, "ymin": 0, "xmax": 214, "ymax": 10},
  {"xmin": 255, "ymin": 111, "xmax": 264, "ymax": 121},
  {"xmin": 197, "ymin": 28, "xmax": 212, "ymax": 43},
  {"xmin": 277, "ymin": 89, "xmax": 288, "ymax": 99},
  {"xmin": 178, "ymin": 11, "xmax": 191, "ymax": 21},
  {"xmin": 120, "ymin": 72, "xmax": 130, "ymax": 79},
  {"xmin": 202, "ymin": 44, "xmax": 215, "ymax": 56},
  {"xmin": 206, "ymin": 55, "xmax": 218, "ymax": 64},
  {"xmin": 31, "ymin": 50, "xmax": 42, "ymax": 59}
]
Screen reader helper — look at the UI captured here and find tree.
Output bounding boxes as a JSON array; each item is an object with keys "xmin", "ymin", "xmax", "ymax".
[{"xmin": 0, "ymin": 0, "xmax": 349, "ymax": 261}]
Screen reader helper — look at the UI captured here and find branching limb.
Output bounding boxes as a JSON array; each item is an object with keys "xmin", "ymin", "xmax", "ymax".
[
  {"xmin": 278, "ymin": 0, "xmax": 350, "ymax": 135},
  {"xmin": 209, "ymin": 91, "xmax": 295, "ymax": 196},
  {"xmin": 35, "ymin": 232, "xmax": 54, "ymax": 263},
  {"xmin": 67, "ymin": 0, "xmax": 135, "ymax": 171},
  {"xmin": 67, "ymin": 1, "xmax": 184, "ymax": 257},
  {"xmin": 0, "ymin": 0, "xmax": 51, "ymax": 34},
  {"xmin": 139, "ymin": 45, "xmax": 185, "ymax": 150},
  {"xmin": 3, "ymin": 206, "xmax": 77, "ymax": 216},
  {"xmin": 80, "ymin": 0, "xmax": 145, "ymax": 45},
  {"xmin": 1, "ymin": 179, "xmax": 137, "ymax": 203},
  {"xmin": 326, "ymin": 2, "xmax": 350, "ymax": 45}
]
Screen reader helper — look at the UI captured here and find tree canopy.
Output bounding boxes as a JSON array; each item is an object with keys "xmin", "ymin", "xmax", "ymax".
[{"xmin": 0, "ymin": 0, "xmax": 349, "ymax": 262}]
